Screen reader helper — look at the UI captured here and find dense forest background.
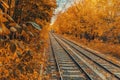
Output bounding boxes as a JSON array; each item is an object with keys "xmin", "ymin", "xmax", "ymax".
[
  {"xmin": 53, "ymin": 0, "xmax": 120, "ymax": 43},
  {"xmin": 52, "ymin": 0, "xmax": 120, "ymax": 57}
]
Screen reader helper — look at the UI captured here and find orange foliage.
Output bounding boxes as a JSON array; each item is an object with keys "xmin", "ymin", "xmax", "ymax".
[
  {"xmin": 53, "ymin": 0, "xmax": 120, "ymax": 43},
  {"xmin": 0, "ymin": 0, "xmax": 56, "ymax": 79}
]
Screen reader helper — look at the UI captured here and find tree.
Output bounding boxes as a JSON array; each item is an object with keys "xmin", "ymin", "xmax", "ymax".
[{"xmin": 52, "ymin": 0, "xmax": 120, "ymax": 43}]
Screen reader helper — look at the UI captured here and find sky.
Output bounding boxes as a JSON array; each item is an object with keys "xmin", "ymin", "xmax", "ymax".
[{"xmin": 50, "ymin": 0, "xmax": 77, "ymax": 25}]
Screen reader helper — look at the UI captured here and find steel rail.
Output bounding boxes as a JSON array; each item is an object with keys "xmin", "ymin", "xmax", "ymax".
[
  {"xmin": 56, "ymin": 34, "xmax": 120, "ymax": 79},
  {"xmin": 49, "ymin": 33, "xmax": 63, "ymax": 80},
  {"xmin": 52, "ymin": 33, "xmax": 100, "ymax": 80}
]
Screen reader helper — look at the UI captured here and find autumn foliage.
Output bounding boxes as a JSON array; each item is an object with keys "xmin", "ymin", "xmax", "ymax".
[
  {"xmin": 13, "ymin": 0, "xmax": 56, "ymax": 25},
  {"xmin": 53, "ymin": 0, "xmax": 120, "ymax": 44},
  {"xmin": 0, "ymin": 0, "xmax": 56, "ymax": 80}
]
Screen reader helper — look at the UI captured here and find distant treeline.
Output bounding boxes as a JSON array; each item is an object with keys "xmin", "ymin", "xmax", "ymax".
[{"xmin": 53, "ymin": 0, "xmax": 120, "ymax": 44}]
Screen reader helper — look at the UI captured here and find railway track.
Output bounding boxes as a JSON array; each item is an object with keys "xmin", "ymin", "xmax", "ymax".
[
  {"xmin": 50, "ymin": 33, "xmax": 120, "ymax": 80},
  {"xmin": 48, "ymin": 37, "xmax": 58, "ymax": 80},
  {"xmin": 49, "ymin": 33, "xmax": 103, "ymax": 80}
]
